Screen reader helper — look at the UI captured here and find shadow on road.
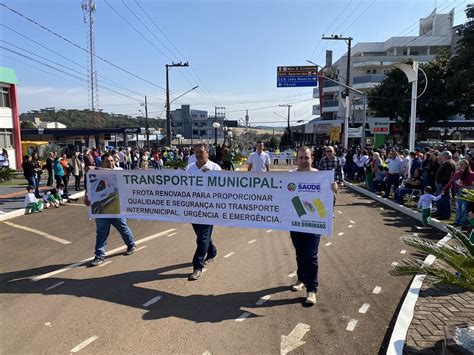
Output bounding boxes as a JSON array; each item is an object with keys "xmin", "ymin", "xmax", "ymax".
[{"xmin": 0, "ymin": 262, "xmax": 297, "ymax": 323}]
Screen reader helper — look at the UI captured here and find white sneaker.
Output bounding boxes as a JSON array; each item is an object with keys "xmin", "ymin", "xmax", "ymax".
[
  {"xmin": 290, "ymin": 281, "xmax": 304, "ymax": 292},
  {"xmin": 305, "ymin": 292, "xmax": 316, "ymax": 305}
]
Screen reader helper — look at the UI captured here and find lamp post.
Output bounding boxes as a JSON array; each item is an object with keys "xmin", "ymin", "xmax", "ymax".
[
  {"xmin": 212, "ymin": 122, "xmax": 220, "ymax": 147},
  {"xmin": 165, "ymin": 62, "xmax": 189, "ymax": 146},
  {"xmin": 176, "ymin": 134, "xmax": 182, "ymax": 146}
]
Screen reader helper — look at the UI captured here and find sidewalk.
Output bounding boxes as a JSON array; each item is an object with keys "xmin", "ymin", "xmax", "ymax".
[
  {"xmin": 0, "ymin": 179, "xmax": 82, "ymax": 215},
  {"xmin": 345, "ymin": 182, "xmax": 473, "ymax": 354}
]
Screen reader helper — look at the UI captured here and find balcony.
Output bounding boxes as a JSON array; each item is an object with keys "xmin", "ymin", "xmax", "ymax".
[
  {"xmin": 322, "ymin": 79, "xmax": 341, "ymax": 94},
  {"xmin": 352, "ymin": 74, "xmax": 387, "ymax": 89},
  {"xmin": 322, "ymin": 99, "xmax": 339, "ymax": 113}
]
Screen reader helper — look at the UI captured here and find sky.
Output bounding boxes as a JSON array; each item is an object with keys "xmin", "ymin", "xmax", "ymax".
[{"xmin": 0, "ymin": 0, "xmax": 469, "ymax": 127}]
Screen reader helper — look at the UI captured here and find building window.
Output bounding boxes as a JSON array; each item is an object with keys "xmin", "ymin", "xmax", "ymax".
[
  {"xmin": 1, "ymin": 87, "xmax": 11, "ymax": 108},
  {"xmin": 200, "ymin": 130, "xmax": 206, "ymax": 136},
  {"xmin": 193, "ymin": 130, "xmax": 199, "ymax": 135},
  {"xmin": 0, "ymin": 129, "xmax": 13, "ymax": 148},
  {"xmin": 200, "ymin": 114, "xmax": 206, "ymax": 118},
  {"xmin": 192, "ymin": 114, "xmax": 198, "ymax": 118}
]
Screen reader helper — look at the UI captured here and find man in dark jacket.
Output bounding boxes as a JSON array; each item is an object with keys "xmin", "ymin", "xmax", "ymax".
[
  {"xmin": 46, "ymin": 152, "xmax": 54, "ymax": 186},
  {"xmin": 434, "ymin": 151, "xmax": 456, "ymax": 219},
  {"xmin": 22, "ymin": 155, "xmax": 37, "ymax": 195}
]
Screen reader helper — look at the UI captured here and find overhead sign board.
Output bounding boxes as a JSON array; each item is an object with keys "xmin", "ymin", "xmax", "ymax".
[{"xmin": 277, "ymin": 66, "xmax": 318, "ymax": 87}]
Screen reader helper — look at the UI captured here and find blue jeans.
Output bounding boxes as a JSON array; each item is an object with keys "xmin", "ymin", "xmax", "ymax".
[
  {"xmin": 395, "ymin": 187, "xmax": 417, "ymax": 204},
  {"xmin": 95, "ymin": 218, "xmax": 135, "ymax": 258},
  {"xmin": 436, "ymin": 183, "xmax": 451, "ymax": 219},
  {"xmin": 290, "ymin": 232, "xmax": 321, "ymax": 293},
  {"xmin": 384, "ymin": 174, "xmax": 400, "ymax": 198},
  {"xmin": 455, "ymin": 192, "xmax": 469, "ymax": 226},
  {"xmin": 191, "ymin": 224, "xmax": 216, "ymax": 270}
]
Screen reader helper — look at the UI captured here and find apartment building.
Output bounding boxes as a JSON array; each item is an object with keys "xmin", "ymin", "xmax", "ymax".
[
  {"xmin": 318, "ymin": 8, "xmax": 455, "ymax": 122},
  {"xmin": 170, "ymin": 105, "xmax": 225, "ymax": 141}
]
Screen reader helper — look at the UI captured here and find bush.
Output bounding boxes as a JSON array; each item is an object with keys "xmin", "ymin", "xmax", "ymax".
[
  {"xmin": 392, "ymin": 225, "xmax": 474, "ymax": 291},
  {"xmin": 0, "ymin": 168, "xmax": 16, "ymax": 181},
  {"xmin": 164, "ymin": 159, "xmax": 187, "ymax": 170}
]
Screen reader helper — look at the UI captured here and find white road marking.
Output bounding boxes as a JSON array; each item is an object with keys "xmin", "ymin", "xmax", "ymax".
[
  {"xmin": 346, "ymin": 319, "xmax": 358, "ymax": 331},
  {"xmin": 202, "ymin": 351, "xmax": 211, "ymax": 355},
  {"xmin": 142, "ymin": 296, "xmax": 163, "ymax": 307},
  {"xmin": 167, "ymin": 232, "xmax": 177, "ymax": 237},
  {"xmin": 248, "ymin": 239, "xmax": 256, "ymax": 244},
  {"xmin": 347, "ymin": 225, "xmax": 353, "ymax": 228},
  {"xmin": 280, "ymin": 323, "xmax": 310, "ymax": 355},
  {"xmin": 255, "ymin": 295, "xmax": 271, "ymax": 306},
  {"xmin": 337, "ymin": 210, "xmax": 343, "ymax": 214},
  {"xmin": 288, "ymin": 271, "xmax": 297, "ymax": 278},
  {"xmin": 98, "ymin": 260, "xmax": 112, "ymax": 268},
  {"xmin": 338, "ymin": 232, "xmax": 344, "ymax": 236},
  {"xmin": 325, "ymin": 242, "xmax": 332, "ymax": 246},
  {"xmin": 67, "ymin": 203, "xmax": 86, "ymax": 207},
  {"xmin": 46, "ymin": 281, "xmax": 64, "ymax": 291},
  {"xmin": 350, "ymin": 220, "xmax": 355, "ymax": 224},
  {"xmin": 391, "ymin": 262, "xmax": 399, "ymax": 266},
  {"xmin": 44, "ymin": 322, "xmax": 52, "ymax": 327},
  {"xmin": 70, "ymin": 336, "xmax": 98, "ymax": 353},
  {"xmin": 31, "ymin": 229, "xmax": 176, "ymax": 281},
  {"xmin": 4, "ymin": 221, "xmax": 71, "ymax": 245},
  {"xmin": 372, "ymin": 286, "xmax": 382, "ymax": 294},
  {"xmin": 266, "ymin": 229, "xmax": 272, "ymax": 233},
  {"xmin": 224, "ymin": 252, "xmax": 235, "ymax": 258},
  {"xmin": 235, "ymin": 312, "xmax": 251, "ymax": 322},
  {"xmin": 359, "ymin": 303, "xmax": 370, "ymax": 314},
  {"xmin": 136, "ymin": 246, "xmax": 147, "ymax": 251},
  {"xmin": 400, "ymin": 250, "xmax": 407, "ymax": 254}
]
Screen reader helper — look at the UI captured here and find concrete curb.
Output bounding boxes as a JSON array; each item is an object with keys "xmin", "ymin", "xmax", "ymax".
[
  {"xmin": 0, "ymin": 191, "xmax": 85, "ymax": 222},
  {"xmin": 344, "ymin": 182, "xmax": 448, "ymax": 233},
  {"xmin": 344, "ymin": 182, "xmax": 451, "ymax": 355}
]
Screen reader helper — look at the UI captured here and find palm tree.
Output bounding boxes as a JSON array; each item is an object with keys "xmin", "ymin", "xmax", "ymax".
[{"xmin": 392, "ymin": 225, "xmax": 474, "ymax": 291}]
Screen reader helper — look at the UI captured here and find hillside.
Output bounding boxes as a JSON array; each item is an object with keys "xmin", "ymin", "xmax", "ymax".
[{"xmin": 20, "ymin": 108, "xmax": 166, "ymax": 129}]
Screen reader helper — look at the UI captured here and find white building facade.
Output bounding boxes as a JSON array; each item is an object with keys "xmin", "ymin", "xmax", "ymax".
[{"xmin": 318, "ymin": 8, "xmax": 455, "ymax": 122}]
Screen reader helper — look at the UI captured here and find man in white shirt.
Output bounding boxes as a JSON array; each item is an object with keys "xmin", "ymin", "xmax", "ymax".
[
  {"xmin": 186, "ymin": 143, "xmax": 221, "ymax": 280},
  {"xmin": 247, "ymin": 141, "xmax": 271, "ymax": 172},
  {"xmin": 117, "ymin": 147, "xmax": 125, "ymax": 169},
  {"xmin": 384, "ymin": 150, "xmax": 404, "ymax": 199}
]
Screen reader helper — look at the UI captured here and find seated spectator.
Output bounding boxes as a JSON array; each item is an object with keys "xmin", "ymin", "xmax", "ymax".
[
  {"xmin": 44, "ymin": 188, "xmax": 63, "ymax": 208},
  {"xmin": 24, "ymin": 185, "xmax": 43, "ymax": 213},
  {"xmin": 395, "ymin": 168, "xmax": 423, "ymax": 204},
  {"xmin": 58, "ymin": 183, "xmax": 78, "ymax": 203},
  {"xmin": 372, "ymin": 166, "xmax": 389, "ymax": 193}
]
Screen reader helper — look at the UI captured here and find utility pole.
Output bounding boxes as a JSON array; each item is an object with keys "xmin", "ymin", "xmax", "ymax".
[
  {"xmin": 144, "ymin": 95, "xmax": 149, "ymax": 148},
  {"xmin": 322, "ymin": 34, "xmax": 353, "ymax": 148},
  {"xmin": 279, "ymin": 104, "xmax": 292, "ymax": 146},
  {"xmin": 165, "ymin": 61, "xmax": 189, "ymax": 146},
  {"xmin": 81, "ymin": 0, "xmax": 101, "ymax": 128}
]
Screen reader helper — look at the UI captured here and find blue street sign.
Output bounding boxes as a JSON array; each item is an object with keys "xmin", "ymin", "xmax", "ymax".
[{"xmin": 277, "ymin": 65, "xmax": 318, "ymax": 87}]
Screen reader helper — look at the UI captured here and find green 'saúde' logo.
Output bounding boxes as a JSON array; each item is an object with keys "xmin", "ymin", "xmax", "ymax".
[{"xmin": 287, "ymin": 183, "xmax": 296, "ymax": 192}]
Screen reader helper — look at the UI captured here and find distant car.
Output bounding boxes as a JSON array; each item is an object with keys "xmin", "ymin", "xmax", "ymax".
[{"xmin": 89, "ymin": 174, "xmax": 117, "ymax": 214}]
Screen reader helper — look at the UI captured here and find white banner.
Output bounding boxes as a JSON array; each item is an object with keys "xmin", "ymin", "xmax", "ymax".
[
  {"xmin": 268, "ymin": 151, "xmax": 294, "ymax": 160},
  {"xmin": 87, "ymin": 169, "xmax": 334, "ymax": 235}
]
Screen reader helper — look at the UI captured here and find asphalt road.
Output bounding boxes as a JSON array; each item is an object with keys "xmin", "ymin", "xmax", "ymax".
[{"xmin": 0, "ymin": 188, "xmax": 444, "ymax": 354}]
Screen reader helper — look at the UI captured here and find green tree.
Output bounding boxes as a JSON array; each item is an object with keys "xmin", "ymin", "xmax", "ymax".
[
  {"xmin": 447, "ymin": 4, "xmax": 474, "ymax": 118},
  {"xmin": 20, "ymin": 121, "xmax": 36, "ymax": 128}
]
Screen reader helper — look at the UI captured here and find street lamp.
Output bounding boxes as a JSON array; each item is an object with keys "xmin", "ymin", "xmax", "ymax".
[
  {"xmin": 212, "ymin": 122, "xmax": 220, "ymax": 147},
  {"xmin": 176, "ymin": 134, "xmax": 182, "ymax": 146},
  {"xmin": 166, "ymin": 61, "xmax": 189, "ymax": 146}
]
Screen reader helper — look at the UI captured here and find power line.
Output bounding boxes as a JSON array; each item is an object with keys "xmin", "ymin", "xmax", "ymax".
[
  {"xmin": 0, "ymin": 2, "xmax": 165, "ymax": 90},
  {"xmin": 134, "ymin": 0, "xmax": 221, "ymax": 106},
  {"xmin": 0, "ymin": 24, "xmax": 163, "ymax": 102},
  {"xmin": 0, "ymin": 46, "xmax": 143, "ymax": 103}
]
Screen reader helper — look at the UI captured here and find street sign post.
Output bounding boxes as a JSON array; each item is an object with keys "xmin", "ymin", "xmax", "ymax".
[{"xmin": 277, "ymin": 66, "xmax": 318, "ymax": 87}]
